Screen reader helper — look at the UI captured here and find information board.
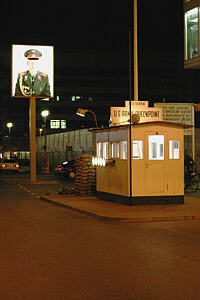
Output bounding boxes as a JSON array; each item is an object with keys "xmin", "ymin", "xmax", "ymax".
[{"xmin": 154, "ymin": 103, "xmax": 194, "ymax": 135}]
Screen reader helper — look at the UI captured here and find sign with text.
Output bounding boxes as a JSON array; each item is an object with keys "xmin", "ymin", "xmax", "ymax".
[
  {"xmin": 110, "ymin": 106, "xmax": 163, "ymax": 126},
  {"xmin": 125, "ymin": 100, "xmax": 149, "ymax": 108},
  {"xmin": 12, "ymin": 44, "xmax": 54, "ymax": 98},
  {"xmin": 154, "ymin": 103, "xmax": 194, "ymax": 135}
]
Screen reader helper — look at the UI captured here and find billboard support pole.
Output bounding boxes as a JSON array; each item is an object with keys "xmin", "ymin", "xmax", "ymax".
[{"xmin": 29, "ymin": 97, "xmax": 36, "ymax": 183}]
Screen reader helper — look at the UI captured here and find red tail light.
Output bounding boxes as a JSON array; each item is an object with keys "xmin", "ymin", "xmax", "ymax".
[{"xmin": 55, "ymin": 167, "xmax": 63, "ymax": 171}]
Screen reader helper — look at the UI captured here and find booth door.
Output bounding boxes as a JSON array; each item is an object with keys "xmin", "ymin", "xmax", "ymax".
[{"xmin": 145, "ymin": 132, "xmax": 167, "ymax": 194}]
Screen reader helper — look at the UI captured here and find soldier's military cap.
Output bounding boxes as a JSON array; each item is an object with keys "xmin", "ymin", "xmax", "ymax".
[{"xmin": 24, "ymin": 49, "xmax": 42, "ymax": 60}]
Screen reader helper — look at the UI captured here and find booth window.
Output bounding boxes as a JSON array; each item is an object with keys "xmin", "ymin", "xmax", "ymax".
[
  {"xmin": 120, "ymin": 141, "xmax": 127, "ymax": 159},
  {"xmin": 97, "ymin": 142, "xmax": 102, "ymax": 157},
  {"xmin": 149, "ymin": 135, "xmax": 164, "ymax": 160},
  {"xmin": 103, "ymin": 142, "xmax": 109, "ymax": 159},
  {"xmin": 133, "ymin": 141, "xmax": 143, "ymax": 159},
  {"xmin": 169, "ymin": 140, "xmax": 180, "ymax": 159},
  {"xmin": 112, "ymin": 142, "xmax": 119, "ymax": 158},
  {"xmin": 185, "ymin": 8, "xmax": 199, "ymax": 60}
]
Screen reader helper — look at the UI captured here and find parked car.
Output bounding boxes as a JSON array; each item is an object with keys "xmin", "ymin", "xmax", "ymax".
[
  {"xmin": 0, "ymin": 159, "xmax": 20, "ymax": 172},
  {"xmin": 54, "ymin": 160, "xmax": 76, "ymax": 178}
]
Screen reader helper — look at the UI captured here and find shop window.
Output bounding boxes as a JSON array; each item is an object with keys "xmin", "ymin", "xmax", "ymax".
[
  {"xmin": 120, "ymin": 141, "xmax": 127, "ymax": 159},
  {"xmin": 185, "ymin": 8, "xmax": 199, "ymax": 60},
  {"xmin": 112, "ymin": 142, "xmax": 119, "ymax": 158},
  {"xmin": 103, "ymin": 142, "xmax": 109, "ymax": 159},
  {"xmin": 169, "ymin": 140, "xmax": 180, "ymax": 159},
  {"xmin": 149, "ymin": 135, "xmax": 164, "ymax": 160},
  {"xmin": 133, "ymin": 141, "xmax": 143, "ymax": 159}
]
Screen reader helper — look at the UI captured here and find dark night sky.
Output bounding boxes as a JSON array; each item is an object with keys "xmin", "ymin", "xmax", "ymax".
[{"xmin": 0, "ymin": 0, "xmax": 183, "ymax": 53}]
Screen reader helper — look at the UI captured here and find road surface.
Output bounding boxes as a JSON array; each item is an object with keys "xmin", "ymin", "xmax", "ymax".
[{"xmin": 0, "ymin": 178, "xmax": 200, "ymax": 299}]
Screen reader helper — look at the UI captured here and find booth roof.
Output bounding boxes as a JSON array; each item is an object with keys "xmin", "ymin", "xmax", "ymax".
[{"xmin": 91, "ymin": 121, "xmax": 193, "ymax": 133}]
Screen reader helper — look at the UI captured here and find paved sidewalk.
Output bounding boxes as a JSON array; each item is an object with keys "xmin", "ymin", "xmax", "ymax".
[{"xmin": 40, "ymin": 193, "xmax": 200, "ymax": 222}]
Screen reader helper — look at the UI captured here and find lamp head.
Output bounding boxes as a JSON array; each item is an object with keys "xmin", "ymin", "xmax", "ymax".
[
  {"xmin": 76, "ymin": 108, "xmax": 88, "ymax": 117},
  {"xmin": 41, "ymin": 110, "xmax": 50, "ymax": 118},
  {"xmin": 7, "ymin": 122, "xmax": 13, "ymax": 128}
]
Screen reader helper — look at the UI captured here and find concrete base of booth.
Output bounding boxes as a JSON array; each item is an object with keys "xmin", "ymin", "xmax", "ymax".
[{"xmin": 96, "ymin": 191, "xmax": 184, "ymax": 206}]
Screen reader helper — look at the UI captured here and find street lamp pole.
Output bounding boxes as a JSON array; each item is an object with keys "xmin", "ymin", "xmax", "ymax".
[{"xmin": 29, "ymin": 97, "xmax": 36, "ymax": 182}]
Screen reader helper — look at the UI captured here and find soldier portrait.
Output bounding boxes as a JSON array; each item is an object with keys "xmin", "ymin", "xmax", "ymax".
[{"xmin": 12, "ymin": 45, "xmax": 54, "ymax": 98}]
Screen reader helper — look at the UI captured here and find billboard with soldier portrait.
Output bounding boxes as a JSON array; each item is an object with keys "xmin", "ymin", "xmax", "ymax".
[{"xmin": 12, "ymin": 44, "xmax": 54, "ymax": 98}]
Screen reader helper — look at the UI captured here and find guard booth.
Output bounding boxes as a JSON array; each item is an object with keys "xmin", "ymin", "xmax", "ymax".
[{"xmin": 94, "ymin": 121, "xmax": 191, "ymax": 205}]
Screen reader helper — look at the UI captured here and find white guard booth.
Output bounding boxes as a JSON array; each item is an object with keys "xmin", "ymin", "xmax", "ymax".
[{"xmin": 94, "ymin": 121, "xmax": 191, "ymax": 205}]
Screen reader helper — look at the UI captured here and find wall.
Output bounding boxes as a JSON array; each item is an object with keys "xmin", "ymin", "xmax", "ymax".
[
  {"xmin": 96, "ymin": 128, "xmax": 129, "ymax": 196},
  {"xmin": 36, "ymin": 129, "xmax": 96, "ymax": 171}
]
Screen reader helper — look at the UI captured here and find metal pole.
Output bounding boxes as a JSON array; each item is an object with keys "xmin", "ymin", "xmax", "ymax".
[
  {"xmin": 44, "ymin": 116, "xmax": 47, "ymax": 153},
  {"xmin": 134, "ymin": 0, "xmax": 138, "ymax": 101},
  {"xmin": 192, "ymin": 106, "xmax": 195, "ymax": 161},
  {"xmin": 129, "ymin": 31, "xmax": 132, "ymax": 203},
  {"xmin": 88, "ymin": 110, "xmax": 98, "ymax": 128},
  {"xmin": 29, "ymin": 97, "xmax": 36, "ymax": 182}
]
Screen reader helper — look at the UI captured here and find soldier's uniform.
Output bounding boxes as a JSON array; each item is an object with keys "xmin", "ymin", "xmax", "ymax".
[{"xmin": 14, "ymin": 49, "xmax": 51, "ymax": 97}]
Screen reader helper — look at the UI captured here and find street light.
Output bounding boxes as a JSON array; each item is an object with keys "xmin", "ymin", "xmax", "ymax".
[
  {"xmin": 39, "ymin": 128, "xmax": 43, "ymax": 136},
  {"xmin": 76, "ymin": 108, "xmax": 98, "ymax": 128},
  {"xmin": 6, "ymin": 122, "xmax": 13, "ymax": 158},
  {"xmin": 41, "ymin": 110, "xmax": 50, "ymax": 118},
  {"xmin": 41, "ymin": 110, "xmax": 50, "ymax": 152},
  {"xmin": 6, "ymin": 122, "xmax": 13, "ymax": 134}
]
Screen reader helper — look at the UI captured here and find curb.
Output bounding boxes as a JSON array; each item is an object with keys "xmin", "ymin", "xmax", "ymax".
[
  {"xmin": 40, "ymin": 196, "xmax": 200, "ymax": 223},
  {"xmin": 40, "ymin": 196, "xmax": 121, "ymax": 222}
]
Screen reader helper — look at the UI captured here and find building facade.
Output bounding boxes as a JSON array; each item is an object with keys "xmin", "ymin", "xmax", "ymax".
[{"xmin": 184, "ymin": 0, "xmax": 200, "ymax": 68}]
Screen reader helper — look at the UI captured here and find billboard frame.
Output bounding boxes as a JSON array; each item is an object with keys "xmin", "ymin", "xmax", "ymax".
[{"xmin": 11, "ymin": 44, "xmax": 54, "ymax": 99}]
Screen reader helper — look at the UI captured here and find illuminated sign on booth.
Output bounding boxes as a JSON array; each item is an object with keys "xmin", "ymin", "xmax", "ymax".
[
  {"xmin": 110, "ymin": 106, "xmax": 163, "ymax": 126},
  {"xmin": 92, "ymin": 157, "xmax": 106, "ymax": 167}
]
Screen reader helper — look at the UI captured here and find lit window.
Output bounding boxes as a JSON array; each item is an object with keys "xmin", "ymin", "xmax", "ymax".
[
  {"xmin": 185, "ymin": 8, "xmax": 199, "ymax": 60},
  {"xmin": 120, "ymin": 141, "xmax": 127, "ymax": 159},
  {"xmin": 133, "ymin": 141, "xmax": 143, "ymax": 159},
  {"xmin": 61, "ymin": 120, "xmax": 66, "ymax": 129},
  {"xmin": 112, "ymin": 142, "xmax": 119, "ymax": 158},
  {"xmin": 169, "ymin": 140, "xmax": 180, "ymax": 159},
  {"xmin": 103, "ymin": 142, "xmax": 109, "ymax": 159},
  {"xmin": 97, "ymin": 143, "xmax": 102, "ymax": 157},
  {"xmin": 148, "ymin": 135, "xmax": 164, "ymax": 160},
  {"xmin": 72, "ymin": 95, "xmax": 82, "ymax": 101},
  {"xmin": 50, "ymin": 120, "xmax": 60, "ymax": 129}
]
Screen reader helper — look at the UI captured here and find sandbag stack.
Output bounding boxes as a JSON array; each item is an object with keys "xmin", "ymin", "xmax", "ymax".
[{"xmin": 75, "ymin": 154, "xmax": 96, "ymax": 195}]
